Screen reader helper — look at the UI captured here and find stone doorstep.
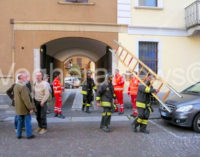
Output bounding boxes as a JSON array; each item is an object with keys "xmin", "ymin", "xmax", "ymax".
[{"xmin": 0, "ymin": 104, "xmax": 10, "ymax": 109}]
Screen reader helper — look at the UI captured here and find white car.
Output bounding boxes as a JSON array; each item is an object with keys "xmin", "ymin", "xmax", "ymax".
[{"xmin": 64, "ymin": 77, "xmax": 81, "ymax": 89}]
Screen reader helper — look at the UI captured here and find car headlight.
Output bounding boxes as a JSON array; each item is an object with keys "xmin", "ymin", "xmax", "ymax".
[{"xmin": 176, "ymin": 105, "xmax": 193, "ymax": 112}]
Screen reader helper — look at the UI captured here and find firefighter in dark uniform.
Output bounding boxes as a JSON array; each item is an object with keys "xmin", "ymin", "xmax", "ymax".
[
  {"xmin": 132, "ymin": 74, "xmax": 159, "ymax": 134},
  {"xmin": 81, "ymin": 70, "xmax": 97, "ymax": 113},
  {"xmin": 96, "ymin": 73, "xmax": 116, "ymax": 132}
]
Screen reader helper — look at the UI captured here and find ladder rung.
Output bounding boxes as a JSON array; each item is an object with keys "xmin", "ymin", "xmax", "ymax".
[
  {"xmin": 118, "ymin": 48, "xmax": 124, "ymax": 57},
  {"xmin": 163, "ymin": 91, "xmax": 171, "ymax": 101},
  {"xmin": 131, "ymin": 61, "xmax": 138, "ymax": 72},
  {"xmin": 157, "ymin": 83, "xmax": 163, "ymax": 91},
  {"xmin": 128, "ymin": 57, "xmax": 133, "ymax": 66},
  {"xmin": 123, "ymin": 52, "xmax": 129, "ymax": 62},
  {"xmin": 115, "ymin": 46, "xmax": 120, "ymax": 55},
  {"xmin": 143, "ymin": 71, "xmax": 150, "ymax": 80},
  {"xmin": 137, "ymin": 66, "xmax": 144, "ymax": 76},
  {"xmin": 150, "ymin": 78, "xmax": 156, "ymax": 87}
]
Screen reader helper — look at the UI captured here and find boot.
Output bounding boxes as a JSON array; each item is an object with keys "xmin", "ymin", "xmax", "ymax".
[
  {"xmin": 86, "ymin": 106, "xmax": 91, "ymax": 113},
  {"xmin": 140, "ymin": 129, "xmax": 150, "ymax": 134},
  {"xmin": 82, "ymin": 105, "xmax": 85, "ymax": 112},
  {"xmin": 100, "ymin": 116, "xmax": 105, "ymax": 129},
  {"xmin": 58, "ymin": 113, "xmax": 65, "ymax": 119},
  {"xmin": 102, "ymin": 126, "xmax": 110, "ymax": 132},
  {"xmin": 140, "ymin": 124, "xmax": 149, "ymax": 134},
  {"xmin": 131, "ymin": 119, "xmax": 139, "ymax": 132},
  {"xmin": 54, "ymin": 113, "xmax": 58, "ymax": 117}
]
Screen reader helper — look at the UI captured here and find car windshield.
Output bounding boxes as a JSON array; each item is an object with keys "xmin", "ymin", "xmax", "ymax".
[
  {"xmin": 182, "ymin": 83, "xmax": 200, "ymax": 95},
  {"xmin": 73, "ymin": 78, "xmax": 79, "ymax": 81}
]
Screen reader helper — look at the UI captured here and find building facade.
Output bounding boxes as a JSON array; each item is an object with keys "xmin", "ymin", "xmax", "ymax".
[{"xmin": 0, "ymin": 0, "xmax": 199, "ymax": 93}]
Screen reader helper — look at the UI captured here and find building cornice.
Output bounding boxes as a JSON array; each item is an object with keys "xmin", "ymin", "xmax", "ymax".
[
  {"xmin": 12, "ymin": 20, "xmax": 128, "ymax": 33},
  {"xmin": 128, "ymin": 26, "xmax": 188, "ymax": 37}
]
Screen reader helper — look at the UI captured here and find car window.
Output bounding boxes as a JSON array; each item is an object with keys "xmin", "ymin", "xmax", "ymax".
[
  {"xmin": 183, "ymin": 83, "xmax": 200, "ymax": 94},
  {"xmin": 73, "ymin": 78, "xmax": 79, "ymax": 81}
]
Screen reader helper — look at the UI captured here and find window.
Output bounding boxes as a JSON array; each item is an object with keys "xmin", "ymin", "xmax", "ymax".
[
  {"xmin": 135, "ymin": 0, "xmax": 163, "ymax": 9},
  {"xmin": 139, "ymin": 42, "xmax": 158, "ymax": 73},
  {"xmin": 77, "ymin": 58, "xmax": 82, "ymax": 68},
  {"xmin": 139, "ymin": 0, "xmax": 157, "ymax": 7},
  {"xmin": 66, "ymin": 0, "xmax": 88, "ymax": 3}
]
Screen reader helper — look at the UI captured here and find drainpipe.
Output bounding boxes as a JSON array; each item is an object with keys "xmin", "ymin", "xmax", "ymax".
[{"xmin": 10, "ymin": 19, "xmax": 15, "ymax": 83}]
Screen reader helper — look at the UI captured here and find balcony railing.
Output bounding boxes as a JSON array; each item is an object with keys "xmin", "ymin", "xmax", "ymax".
[{"xmin": 185, "ymin": 1, "xmax": 200, "ymax": 29}]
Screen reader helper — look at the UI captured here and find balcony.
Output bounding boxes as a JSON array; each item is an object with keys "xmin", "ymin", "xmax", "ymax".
[{"xmin": 185, "ymin": 1, "xmax": 200, "ymax": 35}]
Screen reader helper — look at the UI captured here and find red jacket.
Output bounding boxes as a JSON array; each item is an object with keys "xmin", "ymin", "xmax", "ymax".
[
  {"xmin": 128, "ymin": 77, "xmax": 139, "ymax": 95},
  {"xmin": 113, "ymin": 74, "xmax": 125, "ymax": 92},
  {"xmin": 53, "ymin": 78, "xmax": 62, "ymax": 94}
]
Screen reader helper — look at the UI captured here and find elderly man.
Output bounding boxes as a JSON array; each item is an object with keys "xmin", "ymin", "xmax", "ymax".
[
  {"xmin": 14, "ymin": 72, "xmax": 36, "ymax": 139},
  {"xmin": 33, "ymin": 71, "xmax": 49, "ymax": 134}
]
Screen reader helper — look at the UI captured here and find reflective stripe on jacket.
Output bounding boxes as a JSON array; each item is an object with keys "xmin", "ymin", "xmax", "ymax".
[
  {"xmin": 96, "ymin": 82, "xmax": 115, "ymax": 107},
  {"xmin": 136, "ymin": 82, "xmax": 156, "ymax": 106},
  {"xmin": 53, "ymin": 78, "xmax": 62, "ymax": 94},
  {"xmin": 113, "ymin": 74, "xmax": 124, "ymax": 92},
  {"xmin": 128, "ymin": 78, "xmax": 139, "ymax": 95}
]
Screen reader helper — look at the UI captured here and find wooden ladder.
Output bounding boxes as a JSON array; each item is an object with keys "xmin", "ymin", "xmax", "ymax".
[{"xmin": 110, "ymin": 40, "xmax": 182, "ymax": 113}]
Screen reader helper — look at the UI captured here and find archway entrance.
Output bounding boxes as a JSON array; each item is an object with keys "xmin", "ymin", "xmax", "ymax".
[
  {"xmin": 40, "ymin": 37, "xmax": 113, "ymax": 84},
  {"xmin": 39, "ymin": 37, "xmax": 114, "ymax": 113}
]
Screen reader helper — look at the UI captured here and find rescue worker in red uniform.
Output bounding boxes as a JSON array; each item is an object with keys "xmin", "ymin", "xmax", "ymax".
[
  {"xmin": 113, "ymin": 69, "xmax": 125, "ymax": 114},
  {"xmin": 132, "ymin": 74, "xmax": 159, "ymax": 134},
  {"xmin": 128, "ymin": 73, "xmax": 140, "ymax": 117},
  {"xmin": 53, "ymin": 71, "xmax": 65, "ymax": 119},
  {"xmin": 81, "ymin": 70, "xmax": 96, "ymax": 113},
  {"xmin": 96, "ymin": 73, "xmax": 116, "ymax": 132}
]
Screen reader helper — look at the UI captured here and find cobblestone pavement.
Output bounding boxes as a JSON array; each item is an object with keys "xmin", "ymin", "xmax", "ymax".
[
  {"xmin": 0, "ymin": 118, "xmax": 200, "ymax": 157},
  {"xmin": 1, "ymin": 89, "xmax": 200, "ymax": 157}
]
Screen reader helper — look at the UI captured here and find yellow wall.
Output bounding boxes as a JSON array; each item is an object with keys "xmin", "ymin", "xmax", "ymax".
[
  {"xmin": 131, "ymin": 0, "xmax": 195, "ymax": 28},
  {"xmin": 119, "ymin": 33, "xmax": 200, "ymax": 91}
]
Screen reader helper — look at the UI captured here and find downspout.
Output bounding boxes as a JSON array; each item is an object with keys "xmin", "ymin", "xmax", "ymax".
[{"xmin": 10, "ymin": 19, "xmax": 15, "ymax": 83}]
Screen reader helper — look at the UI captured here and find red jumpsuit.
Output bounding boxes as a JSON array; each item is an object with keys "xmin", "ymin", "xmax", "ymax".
[
  {"xmin": 128, "ymin": 77, "xmax": 139, "ymax": 116},
  {"xmin": 113, "ymin": 74, "xmax": 125, "ymax": 113},
  {"xmin": 53, "ymin": 78, "xmax": 63, "ymax": 114}
]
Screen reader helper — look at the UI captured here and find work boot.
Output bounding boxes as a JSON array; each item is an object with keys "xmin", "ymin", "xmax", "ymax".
[
  {"xmin": 131, "ymin": 119, "xmax": 139, "ymax": 132},
  {"xmin": 82, "ymin": 105, "xmax": 85, "ymax": 112},
  {"xmin": 58, "ymin": 113, "xmax": 65, "ymax": 119},
  {"xmin": 102, "ymin": 126, "xmax": 110, "ymax": 132},
  {"xmin": 140, "ymin": 129, "xmax": 150, "ymax": 134},
  {"xmin": 54, "ymin": 113, "xmax": 58, "ymax": 117},
  {"xmin": 86, "ymin": 107, "xmax": 91, "ymax": 113}
]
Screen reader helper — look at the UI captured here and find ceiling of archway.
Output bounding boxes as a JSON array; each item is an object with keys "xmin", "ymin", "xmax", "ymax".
[{"xmin": 45, "ymin": 37, "xmax": 108, "ymax": 62}]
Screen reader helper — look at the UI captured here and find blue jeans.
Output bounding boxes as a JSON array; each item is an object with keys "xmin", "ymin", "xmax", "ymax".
[
  {"xmin": 16, "ymin": 114, "xmax": 33, "ymax": 138},
  {"xmin": 14, "ymin": 115, "xmax": 25, "ymax": 129}
]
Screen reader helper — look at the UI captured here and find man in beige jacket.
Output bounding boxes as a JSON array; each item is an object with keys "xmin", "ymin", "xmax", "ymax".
[
  {"xmin": 14, "ymin": 72, "xmax": 36, "ymax": 139},
  {"xmin": 33, "ymin": 71, "xmax": 49, "ymax": 134}
]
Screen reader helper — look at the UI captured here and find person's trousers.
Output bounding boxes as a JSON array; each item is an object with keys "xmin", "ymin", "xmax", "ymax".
[
  {"xmin": 16, "ymin": 114, "xmax": 33, "ymax": 138},
  {"xmin": 34, "ymin": 100, "xmax": 47, "ymax": 129},
  {"xmin": 133, "ymin": 107, "xmax": 150, "ymax": 131},
  {"xmin": 54, "ymin": 94, "xmax": 62, "ymax": 114},
  {"xmin": 114, "ymin": 90, "xmax": 124, "ymax": 112},
  {"xmin": 14, "ymin": 115, "xmax": 24, "ymax": 129},
  {"xmin": 130, "ymin": 95, "xmax": 137, "ymax": 115},
  {"xmin": 100, "ymin": 107, "xmax": 112, "ymax": 128}
]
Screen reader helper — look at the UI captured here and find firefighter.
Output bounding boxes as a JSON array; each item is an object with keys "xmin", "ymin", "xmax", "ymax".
[
  {"xmin": 128, "ymin": 73, "xmax": 140, "ymax": 117},
  {"xmin": 81, "ymin": 70, "xmax": 96, "ymax": 113},
  {"xmin": 96, "ymin": 73, "xmax": 116, "ymax": 132},
  {"xmin": 132, "ymin": 74, "xmax": 159, "ymax": 134},
  {"xmin": 113, "ymin": 69, "xmax": 125, "ymax": 114},
  {"xmin": 53, "ymin": 71, "xmax": 65, "ymax": 119}
]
